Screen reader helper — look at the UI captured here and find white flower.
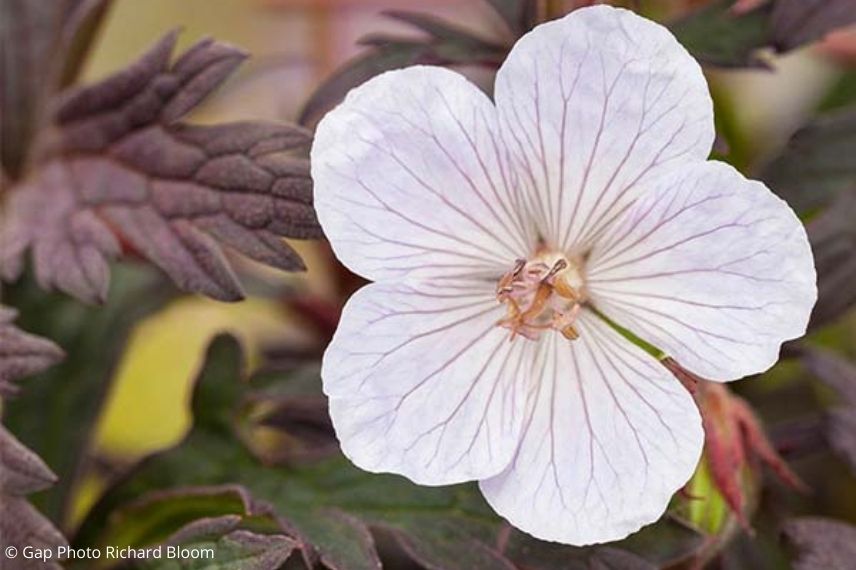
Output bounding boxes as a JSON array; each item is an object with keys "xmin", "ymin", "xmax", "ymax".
[{"xmin": 311, "ymin": 5, "xmax": 816, "ymax": 545}]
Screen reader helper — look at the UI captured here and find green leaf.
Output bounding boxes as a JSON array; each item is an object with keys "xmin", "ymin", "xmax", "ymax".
[
  {"xmin": 137, "ymin": 516, "xmax": 297, "ymax": 570},
  {"xmin": 77, "ymin": 336, "xmax": 706, "ymax": 570},
  {"xmin": 670, "ymin": 0, "xmax": 856, "ymax": 68},
  {"xmin": 670, "ymin": 0, "xmax": 772, "ymax": 68},
  {"xmin": 819, "ymin": 71, "xmax": 856, "ymax": 113},
  {"xmin": 2, "ymin": 264, "xmax": 173, "ymax": 526},
  {"xmin": 90, "ymin": 486, "xmax": 269, "ymax": 553}
]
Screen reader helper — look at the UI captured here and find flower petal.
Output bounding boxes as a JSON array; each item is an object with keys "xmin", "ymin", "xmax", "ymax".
[
  {"xmin": 323, "ymin": 280, "xmax": 535, "ymax": 485},
  {"xmin": 494, "ymin": 5, "xmax": 714, "ymax": 252},
  {"xmin": 587, "ymin": 161, "xmax": 816, "ymax": 381},
  {"xmin": 312, "ymin": 66, "xmax": 535, "ymax": 282},
  {"xmin": 479, "ymin": 312, "xmax": 702, "ymax": 545}
]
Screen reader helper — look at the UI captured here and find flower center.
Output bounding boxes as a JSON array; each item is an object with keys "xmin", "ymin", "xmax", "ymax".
[{"xmin": 495, "ymin": 248, "xmax": 586, "ymax": 342}]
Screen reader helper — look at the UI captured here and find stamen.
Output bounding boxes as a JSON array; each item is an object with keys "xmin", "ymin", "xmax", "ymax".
[
  {"xmin": 495, "ymin": 252, "xmax": 585, "ymax": 342},
  {"xmin": 497, "ymin": 258, "xmax": 527, "ymax": 298},
  {"xmin": 542, "ymin": 258, "xmax": 568, "ymax": 282}
]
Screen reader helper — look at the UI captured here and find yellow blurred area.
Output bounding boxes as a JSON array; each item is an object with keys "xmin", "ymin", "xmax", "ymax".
[
  {"xmin": 72, "ymin": 294, "xmax": 315, "ymax": 528},
  {"xmin": 93, "ymin": 295, "xmax": 311, "ymax": 457}
]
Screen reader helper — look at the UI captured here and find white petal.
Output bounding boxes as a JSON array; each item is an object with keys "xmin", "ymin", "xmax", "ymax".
[
  {"xmin": 494, "ymin": 5, "xmax": 713, "ymax": 252},
  {"xmin": 312, "ymin": 66, "xmax": 536, "ymax": 282},
  {"xmin": 323, "ymin": 280, "xmax": 535, "ymax": 485},
  {"xmin": 587, "ymin": 161, "xmax": 816, "ymax": 381},
  {"xmin": 479, "ymin": 312, "xmax": 702, "ymax": 545}
]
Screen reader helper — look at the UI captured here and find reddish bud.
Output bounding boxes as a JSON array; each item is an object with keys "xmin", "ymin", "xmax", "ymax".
[{"xmin": 693, "ymin": 381, "xmax": 809, "ymax": 530}]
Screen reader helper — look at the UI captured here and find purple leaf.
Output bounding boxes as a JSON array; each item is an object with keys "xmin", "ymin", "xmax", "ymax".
[
  {"xmin": 0, "ymin": 308, "xmax": 66, "ymax": 567},
  {"xmin": 1, "ymin": 31, "xmax": 322, "ymax": 303},
  {"xmin": 783, "ymin": 517, "xmax": 856, "ymax": 570},
  {"xmin": 0, "ymin": 0, "xmax": 110, "ymax": 180},
  {"xmin": 828, "ymin": 407, "xmax": 856, "ymax": 473},
  {"xmin": 803, "ymin": 348, "xmax": 856, "ymax": 405},
  {"xmin": 0, "ymin": 307, "xmax": 65, "ymax": 396},
  {"xmin": 761, "ymin": 107, "xmax": 856, "ymax": 215},
  {"xmin": 165, "ymin": 514, "xmax": 244, "ymax": 544},
  {"xmin": 298, "ymin": 12, "xmax": 506, "ymax": 128},
  {"xmin": 0, "ymin": 421, "xmax": 65, "ymax": 569},
  {"xmin": 256, "ymin": 396, "xmax": 337, "ymax": 464},
  {"xmin": 802, "ymin": 348, "xmax": 856, "ymax": 472},
  {"xmin": 771, "ymin": 0, "xmax": 856, "ymax": 51},
  {"xmin": 0, "ymin": 496, "xmax": 67, "ymax": 570},
  {"xmin": 0, "ymin": 425, "xmax": 57, "ymax": 495},
  {"xmin": 806, "ymin": 191, "xmax": 856, "ymax": 330}
]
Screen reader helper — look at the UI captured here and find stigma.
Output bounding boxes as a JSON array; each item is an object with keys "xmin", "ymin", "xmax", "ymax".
[{"xmin": 496, "ymin": 249, "xmax": 586, "ymax": 342}]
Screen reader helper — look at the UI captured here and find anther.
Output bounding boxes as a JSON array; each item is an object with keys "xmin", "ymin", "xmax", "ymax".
[{"xmin": 541, "ymin": 258, "xmax": 568, "ymax": 282}]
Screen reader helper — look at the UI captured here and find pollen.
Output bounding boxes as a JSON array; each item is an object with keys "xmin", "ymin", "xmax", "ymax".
[{"xmin": 495, "ymin": 249, "xmax": 586, "ymax": 342}]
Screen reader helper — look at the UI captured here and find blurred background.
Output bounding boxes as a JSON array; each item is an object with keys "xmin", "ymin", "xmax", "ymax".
[{"xmin": 2, "ymin": 1, "xmax": 855, "ymax": 568}]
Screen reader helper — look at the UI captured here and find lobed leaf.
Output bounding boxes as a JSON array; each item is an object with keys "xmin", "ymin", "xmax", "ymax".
[
  {"xmin": 783, "ymin": 517, "xmax": 856, "ymax": 570},
  {"xmin": 0, "ymin": 306, "xmax": 66, "ymax": 569},
  {"xmin": 0, "ymin": 430, "xmax": 67, "ymax": 570},
  {"xmin": 0, "ymin": 495, "xmax": 68, "ymax": 570},
  {"xmin": 0, "ymin": 306, "xmax": 65, "ymax": 396},
  {"xmin": 1, "ymin": 31, "xmax": 322, "ymax": 303},
  {"xmin": 0, "ymin": 425, "xmax": 57, "ymax": 496}
]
